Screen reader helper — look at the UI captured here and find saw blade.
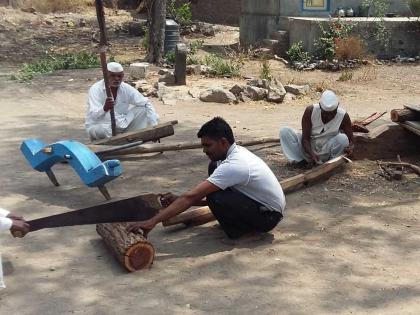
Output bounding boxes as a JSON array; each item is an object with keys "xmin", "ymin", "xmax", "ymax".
[{"xmin": 28, "ymin": 194, "xmax": 161, "ymax": 232}]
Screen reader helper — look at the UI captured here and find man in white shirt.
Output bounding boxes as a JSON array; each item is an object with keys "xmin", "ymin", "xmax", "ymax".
[
  {"xmin": 127, "ymin": 117, "xmax": 286, "ymax": 239},
  {"xmin": 85, "ymin": 62, "xmax": 159, "ymax": 141},
  {"xmin": 0, "ymin": 208, "xmax": 29, "ymax": 289}
]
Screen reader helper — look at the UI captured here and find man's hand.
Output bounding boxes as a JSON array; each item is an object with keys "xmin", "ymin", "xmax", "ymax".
[
  {"xmin": 10, "ymin": 219, "xmax": 30, "ymax": 238},
  {"xmin": 310, "ymin": 152, "xmax": 320, "ymax": 164},
  {"xmin": 344, "ymin": 143, "xmax": 354, "ymax": 155},
  {"xmin": 7, "ymin": 213, "xmax": 23, "ymax": 220},
  {"xmin": 103, "ymin": 97, "xmax": 115, "ymax": 112},
  {"xmin": 159, "ymin": 193, "xmax": 178, "ymax": 207},
  {"xmin": 127, "ymin": 217, "xmax": 158, "ymax": 238}
]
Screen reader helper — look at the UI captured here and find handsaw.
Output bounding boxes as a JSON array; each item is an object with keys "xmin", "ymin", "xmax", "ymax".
[
  {"xmin": 26, "ymin": 194, "xmax": 161, "ymax": 233},
  {"xmin": 95, "ymin": 0, "xmax": 117, "ymax": 136}
]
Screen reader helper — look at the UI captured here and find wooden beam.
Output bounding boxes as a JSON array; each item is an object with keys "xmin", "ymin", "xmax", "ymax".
[
  {"xmin": 162, "ymin": 155, "xmax": 348, "ymax": 227},
  {"xmin": 97, "ymin": 137, "xmax": 279, "ymax": 156},
  {"xmin": 91, "ymin": 120, "xmax": 178, "ymax": 146}
]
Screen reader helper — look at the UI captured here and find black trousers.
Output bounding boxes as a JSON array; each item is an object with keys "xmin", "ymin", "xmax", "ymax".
[{"xmin": 207, "ymin": 162, "xmax": 283, "ymax": 239}]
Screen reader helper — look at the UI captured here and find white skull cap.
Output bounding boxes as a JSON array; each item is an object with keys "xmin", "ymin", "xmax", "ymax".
[
  {"xmin": 107, "ymin": 62, "xmax": 124, "ymax": 73},
  {"xmin": 319, "ymin": 90, "xmax": 339, "ymax": 111}
]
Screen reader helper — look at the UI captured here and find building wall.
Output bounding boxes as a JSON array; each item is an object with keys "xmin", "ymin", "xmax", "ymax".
[{"xmin": 280, "ymin": 0, "xmax": 412, "ymax": 17}]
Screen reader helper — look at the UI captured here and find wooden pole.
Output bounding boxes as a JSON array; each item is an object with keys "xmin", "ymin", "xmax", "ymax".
[
  {"xmin": 95, "ymin": 0, "xmax": 117, "ymax": 136},
  {"xmin": 162, "ymin": 155, "xmax": 349, "ymax": 227},
  {"xmin": 97, "ymin": 137, "xmax": 279, "ymax": 156},
  {"xmin": 96, "ymin": 222, "xmax": 155, "ymax": 271}
]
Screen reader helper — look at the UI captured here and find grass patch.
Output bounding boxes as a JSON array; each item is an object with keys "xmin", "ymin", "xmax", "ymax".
[
  {"xmin": 260, "ymin": 58, "xmax": 273, "ymax": 82},
  {"xmin": 337, "ymin": 70, "xmax": 354, "ymax": 82},
  {"xmin": 26, "ymin": 0, "xmax": 92, "ymax": 13},
  {"xmin": 11, "ymin": 52, "xmax": 100, "ymax": 82},
  {"xmin": 203, "ymin": 54, "xmax": 243, "ymax": 77}
]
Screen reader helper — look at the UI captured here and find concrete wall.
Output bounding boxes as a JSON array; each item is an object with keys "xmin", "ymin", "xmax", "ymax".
[
  {"xmin": 280, "ymin": 0, "xmax": 412, "ymax": 17},
  {"xmin": 175, "ymin": 0, "xmax": 241, "ymax": 26},
  {"xmin": 288, "ymin": 17, "xmax": 420, "ymax": 57},
  {"xmin": 240, "ymin": 0, "xmax": 281, "ymax": 45}
]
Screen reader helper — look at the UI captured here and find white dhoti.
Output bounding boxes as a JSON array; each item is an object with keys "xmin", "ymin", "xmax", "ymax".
[
  {"xmin": 0, "ymin": 254, "xmax": 5, "ymax": 290},
  {"xmin": 87, "ymin": 106, "xmax": 152, "ymax": 141},
  {"xmin": 280, "ymin": 127, "xmax": 349, "ymax": 163}
]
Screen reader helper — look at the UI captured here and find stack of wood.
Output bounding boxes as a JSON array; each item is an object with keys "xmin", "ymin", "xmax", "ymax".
[
  {"xmin": 391, "ymin": 105, "xmax": 420, "ymax": 137},
  {"xmin": 352, "ymin": 112, "xmax": 387, "ymax": 133}
]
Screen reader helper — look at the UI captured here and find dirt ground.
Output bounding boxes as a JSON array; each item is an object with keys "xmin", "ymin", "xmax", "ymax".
[{"xmin": 0, "ymin": 7, "xmax": 420, "ymax": 315}]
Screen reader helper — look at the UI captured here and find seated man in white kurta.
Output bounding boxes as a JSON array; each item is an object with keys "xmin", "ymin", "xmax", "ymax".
[
  {"xmin": 280, "ymin": 90, "xmax": 354, "ymax": 166},
  {"xmin": 85, "ymin": 62, "xmax": 159, "ymax": 141}
]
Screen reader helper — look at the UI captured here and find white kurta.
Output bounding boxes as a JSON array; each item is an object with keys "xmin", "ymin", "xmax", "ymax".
[
  {"xmin": 0, "ymin": 207, "xmax": 12, "ymax": 290},
  {"xmin": 85, "ymin": 80, "xmax": 159, "ymax": 140},
  {"xmin": 280, "ymin": 104, "xmax": 349, "ymax": 163}
]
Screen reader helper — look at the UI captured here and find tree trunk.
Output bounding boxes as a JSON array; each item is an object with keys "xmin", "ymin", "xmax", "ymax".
[
  {"xmin": 96, "ymin": 222, "xmax": 155, "ymax": 272},
  {"xmin": 146, "ymin": 0, "xmax": 167, "ymax": 64}
]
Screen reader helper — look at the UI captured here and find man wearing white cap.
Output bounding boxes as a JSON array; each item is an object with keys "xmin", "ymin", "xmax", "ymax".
[
  {"xmin": 0, "ymin": 208, "xmax": 29, "ymax": 290},
  {"xmin": 280, "ymin": 90, "xmax": 354, "ymax": 165},
  {"xmin": 85, "ymin": 62, "xmax": 159, "ymax": 140}
]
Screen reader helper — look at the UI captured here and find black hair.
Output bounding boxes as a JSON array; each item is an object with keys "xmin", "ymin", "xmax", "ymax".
[{"xmin": 197, "ymin": 117, "xmax": 235, "ymax": 144}]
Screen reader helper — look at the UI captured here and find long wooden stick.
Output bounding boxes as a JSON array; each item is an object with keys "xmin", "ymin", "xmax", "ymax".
[
  {"xmin": 162, "ymin": 155, "xmax": 348, "ymax": 227},
  {"xmin": 95, "ymin": 0, "xmax": 117, "ymax": 136},
  {"xmin": 97, "ymin": 137, "xmax": 279, "ymax": 156}
]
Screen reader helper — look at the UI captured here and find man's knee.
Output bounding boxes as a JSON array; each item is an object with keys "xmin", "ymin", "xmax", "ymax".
[
  {"xmin": 279, "ymin": 127, "xmax": 294, "ymax": 140},
  {"xmin": 87, "ymin": 125, "xmax": 112, "ymax": 141},
  {"xmin": 335, "ymin": 133, "xmax": 349, "ymax": 148}
]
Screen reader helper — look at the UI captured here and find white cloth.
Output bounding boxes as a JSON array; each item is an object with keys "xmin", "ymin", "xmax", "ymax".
[
  {"xmin": 107, "ymin": 62, "xmax": 123, "ymax": 72},
  {"xmin": 280, "ymin": 127, "xmax": 349, "ymax": 163},
  {"xmin": 85, "ymin": 80, "xmax": 159, "ymax": 140},
  {"xmin": 0, "ymin": 207, "xmax": 11, "ymax": 290},
  {"xmin": 87, "ymin": 106, "xmax": 151, "ymax": 140},
  {"xmin": 319, "ymin": 90, "xmax": 339, "ymax": 111},
  {"xmin": 207, "ymin": 144, "xmax": 286, "ymax": 213},
  {"xmin": 310, "ymin": 103, "xmax": 346, "ymax": 158}
]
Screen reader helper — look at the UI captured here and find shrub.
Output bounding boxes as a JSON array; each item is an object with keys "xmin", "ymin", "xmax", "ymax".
[
  {"xmin": 286, "ymin": 41, "xmax": 312, "ymax": 64},
  {"xmin": 260, "ymin": 58, "xmax": 273, "ymax": 82},
  {"xmin": 11, "ymin": 52, "xmax": 100, "ymax": 82},
  {"xmin": 167, "ymin": 0, "xmax": 192, "ymax": 26},
  {"xmin": 337, "ymin": 70, "xmax": 354, "ymax": 81},
  {"xmin": 203, "ymin": 54, "xmax": 242, "ymax": 77},
  {"xmin": 314, "ymin": 19, "xmax": 354, "ymax": 60},
  {"xmin": 409, "ymin": 0, "xmax": 420, "ymax": 15},
  {"xmin": 335, "ymin": 36, "xmax": 365, "ymax": 60}
]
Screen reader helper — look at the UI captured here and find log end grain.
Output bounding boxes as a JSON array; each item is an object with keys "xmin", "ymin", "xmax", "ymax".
[{"xmin": 125, "ymin": 241, "xmax": 155, "ymax": 272}]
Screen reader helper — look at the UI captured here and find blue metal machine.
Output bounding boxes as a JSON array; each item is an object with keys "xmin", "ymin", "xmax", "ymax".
[{"xmin": 21, "ymin": 139, "xmax": 122, "ymax": 200}]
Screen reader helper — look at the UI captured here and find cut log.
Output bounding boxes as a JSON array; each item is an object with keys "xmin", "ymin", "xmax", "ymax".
[
  {"xmin": 390, "ymin": 109, "xmax": 420, "ymax": 122},
  {"xmin": 162, "ymin": 155, "xmax": 348, "ymax": 227},
  {"xmin": 98, "ymin": 137, "xmax": 279, "ymax": 156},
  {"xmin": 91, "ymin": 120, "xmax": 178, "ymax": 146},
  {"xmin": 96, "ymin": 222, "xmax": 155, "ymax": 272},
  {"xmin": 162, "ymin": 206, "xmax": 215, "ymax": 227}
]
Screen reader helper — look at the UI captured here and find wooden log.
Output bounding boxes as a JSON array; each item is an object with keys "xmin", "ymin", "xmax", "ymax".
[
  {"xmin": 98, "ymin": 137, "xmax": 279, "ymax": 156},
  {"xmin": 162, "ymin": 155, "xmax": 348, "ymax": 227},
  {"xmin": 390, "ymin": 109, "xmax": 420, "ymax": 122},
  {"xmin": 96, "ymin": 222, "xmax": 155, "ymax": 272},
  {"xmin": 91, "ymin": 120, "xmax": 178, "ymax": 146}
]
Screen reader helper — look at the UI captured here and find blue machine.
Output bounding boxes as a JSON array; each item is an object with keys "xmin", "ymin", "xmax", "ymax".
[{"xmin": 21, "ymin": 139, "xmax": 123, "ymax": 200}]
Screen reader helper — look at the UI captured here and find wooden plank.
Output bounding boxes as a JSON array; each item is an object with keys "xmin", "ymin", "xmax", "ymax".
[
  {"xmin": 91, "ymin": 120, "xmax": 178, "ymax": 146},
  {"xmin": 280, "ymin": 155, "xmax": 347, "ymax": 193},
  {"xmin": 162, "ymin": 155, "xmax": 348, "ymax": 227},
  {"xmin": 405, "ymin": 104, "xmax": 420, "ymax": 113},
  {"xmin": 400, "ymin": 121, "xmax": 420, "ymax": 137}
]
